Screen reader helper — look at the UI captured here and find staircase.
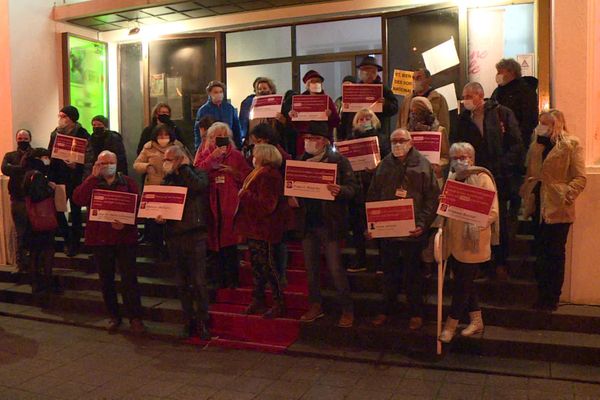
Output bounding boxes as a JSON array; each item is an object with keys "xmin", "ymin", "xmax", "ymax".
[{"xmin": 1, "ymin": 217, "xmax": 600, "ymax": 365}]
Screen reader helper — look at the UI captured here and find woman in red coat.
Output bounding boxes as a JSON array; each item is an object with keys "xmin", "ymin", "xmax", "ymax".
[
  {"xmin": 195, "ymin": 122, "xmax": 251, "ymax": 288},
  {"xmin": 236, "ymin": 144, "xmax": 288, "ymax": 318}
]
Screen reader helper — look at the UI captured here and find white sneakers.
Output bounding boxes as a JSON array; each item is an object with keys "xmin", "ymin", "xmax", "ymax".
[{"xmin": 439, "ymin": 311, "xmax": 484, "ymax": 343}]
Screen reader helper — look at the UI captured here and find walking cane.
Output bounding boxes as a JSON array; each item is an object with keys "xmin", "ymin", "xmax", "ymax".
[{"xmin": 434, "ymin": 227, "xmax": 446, "ymax": 355}]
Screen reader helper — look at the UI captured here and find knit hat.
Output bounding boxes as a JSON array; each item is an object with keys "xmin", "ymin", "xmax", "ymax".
[
  {"xmin": 91, "ymin": 115, "xmax": 109, "ymax": 128},
  {"xmin": 342, "ymin": 75, "xmax": 357, "ymax": 84},
  {"xmin": 302, "ymin": 70, "xmax": 324, "ymax": 84},
  {"xmin": 60, "ymin": 105, "xmax": 79, "ymax": 122},
  {"xmin": 307, "ymin": 121, "xmax": 331, "ymax": 141},
  {"xmin": 357, "ymin": 56, "xmax": 383, "ymax": 72}
]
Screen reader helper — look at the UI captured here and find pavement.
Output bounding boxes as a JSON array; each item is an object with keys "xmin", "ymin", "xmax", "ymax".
[{"xmin": 0, "ymin": 315, "xmax": 600, "ymax": 400}]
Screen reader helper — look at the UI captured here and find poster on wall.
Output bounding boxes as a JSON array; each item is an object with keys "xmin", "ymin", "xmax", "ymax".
[
  {"xmin": 517, "ymin": 54, "xmax": 535, "ymax": 77},
  {"xmin": 62, "ymin": 34, "xmax": 109, "ymax": 134},
  {"xmin": 467, "ymin": 8, "xmax": 505, "ymax": 97}
]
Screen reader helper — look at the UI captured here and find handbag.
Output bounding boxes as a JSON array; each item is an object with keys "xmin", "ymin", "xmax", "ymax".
[{"xmin": 25, "ymin": 186, "xmax": 58, "ymax": 233}]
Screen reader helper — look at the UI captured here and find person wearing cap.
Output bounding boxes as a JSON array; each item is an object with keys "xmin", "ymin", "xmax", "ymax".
[
  {"xmin": 366, "ymin": 129, "xmax": 440, "ymax": 330},
  {"xmin": 2, "ymin": 129, "xmax": 34, "ymax": 271},
  {"xmin": 338, "ymin": 56, "xmax": 399, "ymax": 147},
  {"xmin": 194, "ymin": 80, "xmax": 242, "ymax": 151},
  {"xmin": 84, "ymin": 115, "xmax": 128, "ymax": 178},
  {"xmin": 283, "ymin": 70, "xmax": 340, "ymax": 156},
  {"xmin": 295, "ymin": 121, "xmax": 358, "ymax": 328},
  {"xmin": 397, "ymin": 68, "xmax": 450, "ymax": 132},
  {"xmin": 48, "ymin": 105, "xmax": 90, "ymax": 258}
]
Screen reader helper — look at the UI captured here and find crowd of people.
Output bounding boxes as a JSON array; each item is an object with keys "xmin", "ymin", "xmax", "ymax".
[{"xmin": 1, "ymin": 56, "xmax": 586, "ymax": 344}]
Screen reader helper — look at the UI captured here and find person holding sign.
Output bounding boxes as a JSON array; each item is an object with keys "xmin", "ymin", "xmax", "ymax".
[
  {"xmin": 521, "ymin": 110, "xmax": 586, "ymax": 312},
  {"xmin": 366, "ymin": 129, "xmax": 440, "ymax": 330},
  {"xmin": 439, "ymin": 143, "xmax": 499, "ymax": 343},
  {"xmin": 295, "ymin": 121, "xmax": 358, "ymax": 328},
  {"xmin": 283, "ymin": 70, "xmax": 340, "ymax": 156},
  {"xmin": 73, "ymin": 151, "xmax": 145, "ymax": 335},
  {"xmin": 236, "ymin": 144, "xmax": 291, "ymax": 319},
  {"xmin": 195, "ymin": 122, "xmax": 252, "ymax": 289},
  {"xmin": 338, "ymin": 56, "xmax": 398, "ymax": 144},
  {"xmin": 156, "ymin": 146, "xmax": 211, "ymax": 340},
  {"xmin": 48, "ymin": 105, "xmax": 90, "ymax": 258},
  {"xmin": 246, "ymin": 77, "xmax": 286, "ymax": 138},
  {"xmin": 397, "ymin": 68, "xmax": 450, "ymax": 132}
]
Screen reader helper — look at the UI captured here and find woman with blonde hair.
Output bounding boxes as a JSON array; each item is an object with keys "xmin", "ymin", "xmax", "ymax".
[
  {"xmin": 235, "ymin": 144, "xmax": 289, "ymax": 318},
  {"xmin": 521, "ymin": 109, "xmax": 586, "ymax": 311}
]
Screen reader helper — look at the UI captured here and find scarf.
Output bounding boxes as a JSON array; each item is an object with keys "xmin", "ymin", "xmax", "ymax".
[
  {"xmin": 306, "ymin": 148, "xmax": 327, "ymax": 162},
  {"xmin": 241, "ymin": 166, "xmax": 266, "ymax": 191}
]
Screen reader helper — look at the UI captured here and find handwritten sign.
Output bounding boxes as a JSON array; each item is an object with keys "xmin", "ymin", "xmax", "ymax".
[{"xmin": 392, "ymin": 70, "xmax": 414, "ymax": 96}]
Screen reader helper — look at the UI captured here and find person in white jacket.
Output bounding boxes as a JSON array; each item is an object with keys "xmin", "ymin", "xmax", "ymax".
[{"xmin": 439, "ymin": 142, "xmax": 499, "ymax": 343}]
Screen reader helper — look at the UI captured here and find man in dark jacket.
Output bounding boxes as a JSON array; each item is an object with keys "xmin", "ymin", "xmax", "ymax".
[
  {"xmin": 156, "ymin": 145, "xmax": 211, "ymax": 340},
  {"xmin": 238, "ymin": 76, "xmax": 263, "ymax": 142},
  {"xmin": 1, "ymin": 129, "xmax": 33, "ymax": 270},
  {"xmin": 296, "ymin": 121, "xmax": 358, "ymax": 328},
  {"xmin": 338, "ymin": 56, "xmax": 399, "ymax": 145},
  {"xmin": 85, "ymin": 115, "xmax": 128, "ymax": 178},
  {"xmin": 367, "ymin": 129, "xmax": 440, "ymax": 330},
  {"xmin": 48, "ymin": 105, "xmax": 90, "ymax": 257},
  {"xmin": 73, "ymin": 150, "xmax": 145, "ymax": 335},
  {"xmin": 453, "ymin": 82, "xmax": 524, "ymax": 277}
]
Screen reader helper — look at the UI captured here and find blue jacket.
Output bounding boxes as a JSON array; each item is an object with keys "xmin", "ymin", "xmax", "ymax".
[
  {"xmin": 194, "ymin": 100, "xmax": 242, "ymax": 150},
  {"xmin": 238, "ymin": 94, "xmax": 255, "ymax": 142}
]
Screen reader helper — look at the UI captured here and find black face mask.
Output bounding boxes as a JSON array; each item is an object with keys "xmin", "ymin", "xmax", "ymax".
[
  {"xmin": 216, "ymin": 137, "xmax": 230, "ymax": 147},
  {"xmin": 157, "ymin": 114, "xmax": 171, "ymax": 124},
  {"xmin": 92, "ymin": 127, "xmax": 106, "ymax": 136},
  {"xmin": 17, "ymin": 141, "xmax": 31, "ymax": 151}
]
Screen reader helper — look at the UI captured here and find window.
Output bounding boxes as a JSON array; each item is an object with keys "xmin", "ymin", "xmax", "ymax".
[
  {"xmin": 226, "ymin": 26, "xmax": 292, "ymax": 63},
  {"xmin": 226, "ymin": 62, "xmax": 293, "ymax": 111}
]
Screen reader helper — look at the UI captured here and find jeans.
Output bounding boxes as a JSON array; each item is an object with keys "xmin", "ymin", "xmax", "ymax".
[
  {"xmin": 448, "ymin": 256, "xmax": 481, "ymax": 320},
  {"xmin": 248, "ymin": 239, "xmax": 282, "ymax": 304},
  {"xmin": 380, "ymin": 239, "xmax": 426, "ymax": 317},
  {"xmin": 167, "ymin": 234, "xmax": 209, "ymax": 322},
  {"xmin": 534, "ymin": 222, "xmax": 571, "ymax": 305},
  {"xmin": 303, "ymin": 227, "xmax": 353, "ymax": 313},
  {"xmin": 92, "ymin": 244, "xmax": 142, "ymax": 320},
  {"xmin": 10, "ymin": 200, "xmax": 28, "ymax": 267}
]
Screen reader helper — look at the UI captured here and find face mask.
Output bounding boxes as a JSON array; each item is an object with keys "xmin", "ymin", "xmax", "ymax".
[
  {"xmin": 451, "ymin": 159, "xmax": 470, "ymax": 173},
  {"xmin": 535, "ymin": 124, "xmax": 550, "ymax": 137},
  {"xmin": 462, "ymin": 100, "xmax": 476, "ymax": 111},
  {"xmin": 258, "ymin": 91, "xmax": 270, "ymax": 96},
  {"xmin": 391, "ymin": 142, "xmax": 411, "ymax": 158},
  {"xmin": 41, "ymin": 157, "xmax": 51, "ymax": 166},
  {"xmin": 17, "ymin": 141, "xmax": 31, "ymax": 151},
  {"xmin": 304, "ymin": 140, "xmax": 322, "ymax": 155},
  {"xmin": 92, "ymin": 127, "xmax": 105, "ymax": 136},
  {"xmin": 212, "ymin": 93, "xmax": 224, "ymax": 103},
  {"xmin": 413, "ymin": 81, "xmax": 424, "ymax": 92},
  {"xmin": 157, "ymin": 138, "xmax": 170, "ymax": 147},
  {"xmin": 309, "ymin": 83, "xmax": 322, "ymax": 93},
  {"xmin": 102, "ymin": 164, "xmax": 117, "ymax": 178},
  {"xmin": 157, "ymin": 114, "xmax": 171, "ymax": 124},
  {"xmin": 252, "ymin": 157, "xmax": 258, "ymax": 168},
  {"xmin": 495, "ymin": 74, "xmax": 505, "ymax": 86},
  {"xmin": 361, "ymin": 122, "xmax": 373, "ymax": 131},
  {"xmin": 163, "ymin": 161, "xmax": 174, "ymax": 174}
]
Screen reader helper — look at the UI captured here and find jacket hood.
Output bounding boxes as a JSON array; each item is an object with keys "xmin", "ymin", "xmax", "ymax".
[{"xmin": 521, "ymin": 76, "xmax": 539, "ymax": 90}]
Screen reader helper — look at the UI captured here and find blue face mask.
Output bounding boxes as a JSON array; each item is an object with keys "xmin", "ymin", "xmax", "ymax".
[
  {"xmin": 451, "ymin": 159, "xmax": 470, "ymax": 173},
  {"xmin": 102, "ymin": 164, "xmax": 117, "ymax": 177}
]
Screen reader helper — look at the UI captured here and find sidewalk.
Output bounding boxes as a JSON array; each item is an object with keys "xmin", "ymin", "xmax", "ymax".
[{"xmin": 1, "ymin": 316, "xmax": 600, "ymax": 400}]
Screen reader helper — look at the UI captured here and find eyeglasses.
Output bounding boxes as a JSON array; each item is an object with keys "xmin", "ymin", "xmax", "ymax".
[{"xmin": 390, "ymin": 138, "xmax": 411, "ymax": 145}]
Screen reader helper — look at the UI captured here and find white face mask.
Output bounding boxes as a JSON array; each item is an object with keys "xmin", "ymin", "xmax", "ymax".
[
  {"xmin": 451, "ymin": 159, "xmax": 470, "ymax": 173},
  {"xmin": 304, "ymin": 140, "xmax": 322, "ymax": 155},
  {"xmin": 41, "ymin": 157, "xmax": 51, "ymax": 166},
  {"xmin": 413, "ymin": 80, "xmax": 425, "ymax": 92},
  {"xmin": 163, "ymin": 161, "xmax": 174, "ymax": 174},
  {"xmin": 157, "ymin": 138, "xmax": 170, "ymax": 147},
  {"xmin": 462, "ymin": 99, "xmax": 476, "ymax": 111},
  {"xmin": 102, "ymin": 164, "xmax": 117, "ymax": 178},
  {"xmin": 309, "ymin": 83, "xmax": 322, "ymax": 93},
  {"xmin": 212, "ymin": 93, "xmax": 224, "ymax": 103},
  {"xmin": 495, "ymin": 73, "xmax": 506, "ymax": 86},
  {"xmin": 391, "ymin": 142, "xmax": 411, "ymax": 158},
  {"xmin": 535, "ymin": 124, "xmax": 550, "ymax": 137},
  {"xmin": 252, "ymin": 157, "xmax": 258, "ymax": 168}
]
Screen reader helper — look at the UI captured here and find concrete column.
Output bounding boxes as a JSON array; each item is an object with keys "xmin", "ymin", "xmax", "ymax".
[{"xmin": 0, "ymin": 0, "xmax": 14, "ymax": 160}]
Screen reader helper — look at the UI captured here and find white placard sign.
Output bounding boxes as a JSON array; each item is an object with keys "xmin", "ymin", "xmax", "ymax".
[{"xmin": 422, "ymin": 37, "xmax": 460, "ymax": 75}]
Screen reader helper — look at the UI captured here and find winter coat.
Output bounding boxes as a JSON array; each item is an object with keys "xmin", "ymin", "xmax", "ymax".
[
  {"xmin": 339, "ymin": 76, "xmax": 399, "ymax": 142},
  {"xmin": 133, "ymin": 140, "xmax": 189, "ymax": 186},
  {"xmin": 235, "ymin": 166, "xmax": 291, "ymax": 244},
  {"xmin": 136, "ymin": 123, "xmax": 188, "ymax": 155},
  {"xmin": 161, "ymin": 164, "xmax": 209, "ymax": 238},
  {"xmin": 84, "ymin": 130, "xmax": 128, "ymax": 178},
  {"xmin": 1, "ymin": 146, "xmax": 32, "ymax": 200},
  {"xmin": 398, "ymin": 89, "xmax": 450, "ymax": 133},
  {"xmin": 195, "ymin": 144, "xmax": 252, "ymax": 250},
  {"xmin": 47, "ymin": 124, "xmax": 90, "ymax": 190},
  {"xmin": 194, "ymin": 100, "xmax": 242, "ymax": 150},
  {"xmin": 295, "ymin": 147, "xmax": 359, "ymax": 240},
  {"xmin": 366, "ymin": 147, "xmax": 440, "ymax": 237},
  {"xmin": 452, "ymin": 100, "xmax": 524, "ymax": 191},
  {"xmin": 72, "ymin": 174, "xmax": 139, "ymax": 247},
  {"xmin": 239, "ymin": 94, "xmax": 255, "ymax": 142},
  {"xmin": 521, "ymin": 134, "xmax": 586, "ymax": 224},
  {"xmin": 491, "ymin": 77, "xmax": 539, "ymax": 147}
]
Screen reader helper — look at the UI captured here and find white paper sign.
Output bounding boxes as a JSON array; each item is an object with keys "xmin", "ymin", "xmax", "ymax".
[
  {"xmin": 422, "ymin": 37, "xmax": 460, "ymax": 75},
  {"xmin": 410, "ymin": 131, "xmax": 442, "ymax": 165},
  {"xmin": 138, "ymin": 185, "xmax": 188, "ymax": 221},
  {"xmin": 366, "ymin": 199, "xmax": 416, "ymax": 238},
  {"xmin": 517, "ymin": 53, "xmax": 535, "ymax": 77},
  {"xmin": 284, "ymin": 160, "xmax": 337, "ymax": 201},
  {"xmin": 435, "ymin": 83, "xmax": 458, "ymax": 111}
]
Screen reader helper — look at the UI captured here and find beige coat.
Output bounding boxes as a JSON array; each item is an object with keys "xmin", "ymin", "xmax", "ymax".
[
  {"xmin": 397, "ymin": 89, "xmax": 451, "ymax": 132},
  {"xmin": 521, "ymin": 134, "xmax": 586, "ymax": 224},
  {"xmin": 133, "ymin": 140, "xmax": 188, "ymax": 185},
  {"xmin": 446, "ymin": 171, "xmax": 499, "ymax": 264}
]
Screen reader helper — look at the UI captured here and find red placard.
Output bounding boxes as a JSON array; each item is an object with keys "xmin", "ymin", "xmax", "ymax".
[
  {"xmin": 284, "ymin": 160, "xmax": 337, "ymax": 200},
  {"xmin": 366, "ymin": 199, "xmax": 416, "ymax": 238},
  {"xmin": 437, "ymin": 179, "xmax": 496, "ymax": 227},
  {"xmin": 342, "ymin": 84, "xmax": 383, "ymax": 113},
  {"xmin": 138, "ymin": 185, "xmax": 188, "ymax": 220},
  {"xmin": 51, "ymin": 133, "xmax": 88, "ymax": 164},
  {"xmin": 410, "ymin": 131, "xmax": 442, "ymax": 164},
  {"xmin": 250, "ymin": 95, "xmax": 283, "ymax": 119},
  {"xmin": 291, "ymin": 95, "xmax": 329, "ymax": 121},
  {"xmin": 89, "ymin": 189, "xmax": 138, "ymax": 225},
  {"xmin": 335, "ymin": 136, "xmax": 381, "ymax": 171}
]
